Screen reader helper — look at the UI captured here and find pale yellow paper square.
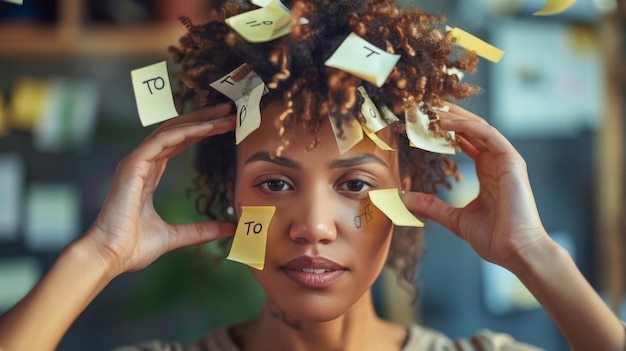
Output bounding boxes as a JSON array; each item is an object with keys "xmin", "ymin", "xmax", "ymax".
[
  {"xmin": 362, "ymin": 125, "xmax": 394, "ymax": 151},
  {"xmin": 534, "ymin": 0, "xmax": 576, "ymax": 15},
  {"xmin": 329, "ymin": 115, "xmax": 364, "ymax": 154},
  {"xmin": 447, "ymin": 27, "xmax": 505, "ymax": 63},
  {"xmin": 358, "ymin": 86, "xmax": 387, "ymax": 132},
  {"xmin": 405, "ymin": 105, "xmax": 455, "ymax": 155},
  {"xmin": 225, "ymin": 0, "xmax": 292, "ymax": 43},
  {"xmin": 130, "ymin": 61, "xmax": 179, "ymax": 127},
  {"xmin": 226, "ymin": 206, "xmax": 276, "ymax": 270},
  {"xmin": 325, "ymin": 33, "xmax": 401, "ymax": 87},
  {"xmin": 2, "ymin": 0, "xmax": 23, "ymax": 4},
  {"xmin": 209, "ymin": 64, "xmax": 265, "ymax": 144},
  {"xmin": 368, "ymin": 189, "xmax": 423, "ymax": 227}
]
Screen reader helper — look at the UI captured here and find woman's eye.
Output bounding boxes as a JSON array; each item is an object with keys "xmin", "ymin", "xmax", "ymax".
[
  {"xmin": 340, "ymin": 180, "xmax": 370, "ymax": 192},
  {"xmin": 260, "ymin": 179, "xmax": 292, "ymax": 192}
]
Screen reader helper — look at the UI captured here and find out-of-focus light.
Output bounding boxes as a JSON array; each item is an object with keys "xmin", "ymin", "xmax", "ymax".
[{"xmin": 593, "ymin": 0, "xmax": 618, "ymax": 14}]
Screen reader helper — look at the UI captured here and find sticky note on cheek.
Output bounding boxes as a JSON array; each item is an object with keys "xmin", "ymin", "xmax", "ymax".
[
  {"xmin": 131, "ymin": 61, "xmax": 179, "ymax": 127},
  {"xmin": 368, "ymin": 189, "xmax": 423, "ymax": 227},
  {"xmin": 226, "ymin": 206, "xmax": 276, "ymax": 270}
]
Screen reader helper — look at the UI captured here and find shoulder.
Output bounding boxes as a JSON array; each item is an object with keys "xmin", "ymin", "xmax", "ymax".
[
  {"xmin": 110, "ymin": 340, "xmax": 184, "ymax": 351},
  {"xmin": 402, "ymin": 325, "xmax": 546, "ymax": 351}
]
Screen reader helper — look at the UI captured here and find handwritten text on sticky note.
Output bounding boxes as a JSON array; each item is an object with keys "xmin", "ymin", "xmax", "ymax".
[
  {"xmin": 131, "ymin": 61, "xmax": 179, "ymax": 127},
  {"xmin": 325, "ymin": 33, "xmax": 401, "ymax": 87},
  {"xmin": 210, "ymin": 64, "xmax": 266, "ymax": 144},
  {"xmin": 368, "ymin": 189, "xmax": 423, "ymax": 227},
  {"xmin": 226, "ymin": 206, "xmax": 276, "ymax": 270},
  {"xmin": 225, "ymin": 0, "xmax": 292, "ymax": 43}
]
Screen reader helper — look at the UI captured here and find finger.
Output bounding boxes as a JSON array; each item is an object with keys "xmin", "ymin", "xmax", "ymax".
[
  {"xmin": 167, "ymin": 221, "xmax": 236, "ymax": 251},
  {"xmin": 157, "ymin": 102, "xmax": 234, "ymax": 131},
  {"xmin": 136, "ymin": 115, "xmax": 236, "ymax": 163},
  {"xmin": 441, "ymin": 103, "xmax": 489, "ymax": 125},
  {"xmin": 454, "ymin": 134, "xmax": 480, "ymax": 159},
  {"xmin": 438, "ymin": 118, "xmax": 517, "ymax": 157},
  {"xmin": 402, "ymin": 192, "xmax": 462, "ymax": 238}
]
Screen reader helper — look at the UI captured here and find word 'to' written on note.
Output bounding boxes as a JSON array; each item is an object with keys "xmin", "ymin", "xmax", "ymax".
[{"xmin": 130, "ymin": 61, "xmax": 179, "ymax": 127}]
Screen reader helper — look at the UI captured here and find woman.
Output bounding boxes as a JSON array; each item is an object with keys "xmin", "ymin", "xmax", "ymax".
[{"xmin": 0, "ymin": 0, "xmax": 624, "ymax": 350}]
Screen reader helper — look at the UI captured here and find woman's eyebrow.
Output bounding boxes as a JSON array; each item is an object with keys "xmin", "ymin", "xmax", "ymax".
[
  {"xmin": 329, "ymin": 154, "xmax": 388, "ymax": 169},
  {"xmin": 244, "ymin": 151, "xmax": 302, "ymax": 169}
]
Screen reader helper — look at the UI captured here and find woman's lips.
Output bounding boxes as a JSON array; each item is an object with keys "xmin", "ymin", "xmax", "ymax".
[{"xmin": 281, "ymin": 256, "xmax": 348, "ymax": 288}]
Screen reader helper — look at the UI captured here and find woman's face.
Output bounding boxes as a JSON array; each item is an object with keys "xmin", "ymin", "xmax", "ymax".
[{"xmin": 235, "ymin": 99, "xmax": 404, "ymax": 322}]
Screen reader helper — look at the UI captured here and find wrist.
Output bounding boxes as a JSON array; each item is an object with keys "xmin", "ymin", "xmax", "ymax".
[
  {"xmin": 503, "ymin": 232, "xmax": 569, "ymax": 280},
  {"xmin": 65, "ymin": 232, "xmax": 122, "ymax": 284}
]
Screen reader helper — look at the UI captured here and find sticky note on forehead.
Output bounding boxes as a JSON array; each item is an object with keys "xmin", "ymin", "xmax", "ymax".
[
  {"xmin": 130, "ymin": 61, "xmax": 179, "ymax": 127},
  {"xmin": 325, "ymin": 33, "xmax": 401, "ymax": 87},
  {"xmin": 534, "ymin": 0, "xmax": 576, "ymax": 15},
  {"xmin": 369, "ymin": 189, "xmax": 423, "ymax": 227},
  {"xmin": 447, "ymin": 27, "xmax": 505, "ymax": 63},
  {"xmin": 225, "ymin": 0, "xmax": 292, "ymax": 43},
  {"xmin": 226, "ymin": 206, "xmax": 276, "ymax": 270},
  {"xmin": 210, "ymin": 64, "xmax": 266, "ymax": 144},
  {"xmin": 329, "ymin": 115, "xmax": 364, "ymax": 154},
  {"xmin": 405, "ymin": 105, "xmax": 455, "ymax": 155}
]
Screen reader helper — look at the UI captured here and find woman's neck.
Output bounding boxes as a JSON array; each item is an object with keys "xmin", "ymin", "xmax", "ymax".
[{"xmin": 231, "ymin": 290, "xmax": 408, "ymax": 351}]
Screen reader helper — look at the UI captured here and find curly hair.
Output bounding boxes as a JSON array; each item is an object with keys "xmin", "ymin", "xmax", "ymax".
[{"xmin": 170, "ymin": 0, "xmax": 480, "ymax": 300}]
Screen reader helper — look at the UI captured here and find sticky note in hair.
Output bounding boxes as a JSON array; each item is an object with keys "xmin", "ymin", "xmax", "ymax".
[
  {"xmin": 358, "ymin": 87, "xmax": 387, "ymax": 133},
  {"xmin": 534, "ymin": 0, "xmax": 576, "ymax": 15},
  {"xmin": 329, "ymin": 115, "xmax": 364, "ymax": 154},
  {"xmin": 226, "ymin": 206, "xmax": 276, "ymax": 270},
  {"xmin": 210, "ymin": 64, "xmax": 266, "ymax": 144},
  {"xmin": 130, "ymin": 61, "xmax": 179, "ymax": 127},
  {"xmin": 2, "ymin": 0, "xmax": 23, "ymax": 4},
  {"xmin": 225, "ymin": 0, "xmax": 292, "ymax": 43},
  {"xmin": 325, "ymin": 33, "xmax": 401, "ymax": 87},
  {"xmin": 446, "ymin": 27, "xmax": 505, "ymax": 63},
  {"xmin": 405, "ymin": 104, "xmax": 456, "ymax": 155},
  {"xmin": 368, "ymin": 189, "xmax": 423, "ymax": 227}
]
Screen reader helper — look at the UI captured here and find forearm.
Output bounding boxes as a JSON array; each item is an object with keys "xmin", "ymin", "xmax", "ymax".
[
  {"xmin": 0, "ymin": 235, "xmax": 115, "ymax": 351},
  {"xmin": 508, "ymin": 234, "xmax": 625, "ymax": 351}
]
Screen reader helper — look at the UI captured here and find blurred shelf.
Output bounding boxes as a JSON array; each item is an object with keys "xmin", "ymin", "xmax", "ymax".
[{"xmin": 0, "ymin": 23, "xmax": 187, "ymax": 57}]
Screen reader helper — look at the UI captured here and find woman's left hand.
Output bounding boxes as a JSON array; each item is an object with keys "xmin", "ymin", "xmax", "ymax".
[{"xmin": 402, "ymin": 103, "xmax": 549, "ymax": 268}]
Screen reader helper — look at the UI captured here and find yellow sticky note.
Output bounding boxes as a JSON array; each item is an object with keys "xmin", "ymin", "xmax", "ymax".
[
  {"xmin": 368, "ymin": 189, "xmax": 423, "ymax": 227},
  {"xmin": 226, "ymin": 206, "xmax": 276, "ymax": 270},
  {"xmin": 405, "ymin": 103, "xmax": 455, "ymax": 155},
  {"xmin": 130, "ymin": 61, "xmax": 179, "ymax": 127},
  {"xmin": 210, "ymin": 64, "xmax": 266, "ymax": 144},
  {"xmin": 447, "ymin": 27, "xmax": 505, "ymax": 63},
  {"xmin": 329, "ymin": 115, "xmax": 364, "ymax": 154},
  {"xmin": 362, "ymin": 125, "xmax": 394, "ymax": 151},
  {"xmin": 358, "ymin": 86, "xmax": 387, "ymax": 133},
  {"xmin": 534, "ymin": 0, "xmax": 576, "ymax": 15},
  {"xmin": 325, "ymin": 33, "xmax": 401, "ymax": 87},
  {"xmin": 10, "ymin": 78, "xmax": 49, "ymax": 131},
  {"xmin": 2, "ymin": 0, "xmax": 23, "ymax": 4},
  {"xmin": 225, "ymin": 0, "xmax": 292, "ymax": 43}
]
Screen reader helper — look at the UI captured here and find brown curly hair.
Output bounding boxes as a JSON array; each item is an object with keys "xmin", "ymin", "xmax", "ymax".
[{"xmin": 169, "ymin": 0, "xmax": 480, "ymax": 299}]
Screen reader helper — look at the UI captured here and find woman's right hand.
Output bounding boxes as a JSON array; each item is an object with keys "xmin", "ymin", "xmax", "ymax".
[{"xmin": 85, "ymin": 102, "xmax": 237, "ymax": 277}]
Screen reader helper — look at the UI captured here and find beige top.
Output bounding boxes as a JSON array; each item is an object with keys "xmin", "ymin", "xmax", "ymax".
[{"xmin": 112, "ymin": 324, "xmax": 545, "ymax": 351}]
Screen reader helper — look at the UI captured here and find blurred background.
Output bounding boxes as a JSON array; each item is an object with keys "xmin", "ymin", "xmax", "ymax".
[{"xmin": 0, "ymin": 0, "xmax": 624, "ymax": 350}]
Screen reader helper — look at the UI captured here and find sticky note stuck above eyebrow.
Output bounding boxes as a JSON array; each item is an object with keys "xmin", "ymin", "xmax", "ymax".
[
  {"xmin": 210, "ymin": 64, "xmax": 266, "ymax": 144},
  {"xmin": 534, "ymin": 0, "xmax": 576, "ymax": 15},
  {"xmin": 325, "ymin": 33, "xmax": 401, "ymax": 87},
  {"xmin": 405, "ymin": 104, "xmax": 455, "ymax": 155},
  {"xmin": 225, "ymin": 0, "xmax": 293, "ymax": 43},
  {"xmin": 226, "ymin": 206, "xmax": 276, "ymax": 270},
  {"xmin": 329, "ymin": 115, "xmax": 364, "ymax": 154},
  {"xmin": 447, "ymin": 27, "xmax": 505, "ymax": 63},
  {"xmin": 131, "ymin": 61, "xmax": 179, "ymax": 127},
  {"xmin": 368, "ymin": 189, "xmax": 423, "ymax": 227}
]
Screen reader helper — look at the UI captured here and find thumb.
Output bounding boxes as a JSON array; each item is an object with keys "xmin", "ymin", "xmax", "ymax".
[
  {"xmin": 403, "ymin": 192, "xmax": 460, "ymax": 235},
  {"xmin": 167, "ymin": 221, "xmax": 236, "ymax": 251}
]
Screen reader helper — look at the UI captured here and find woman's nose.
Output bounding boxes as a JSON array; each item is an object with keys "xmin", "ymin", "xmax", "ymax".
[{"xmin": 288, "ymin": 189, "xmax": 338, "ymax": 244}]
